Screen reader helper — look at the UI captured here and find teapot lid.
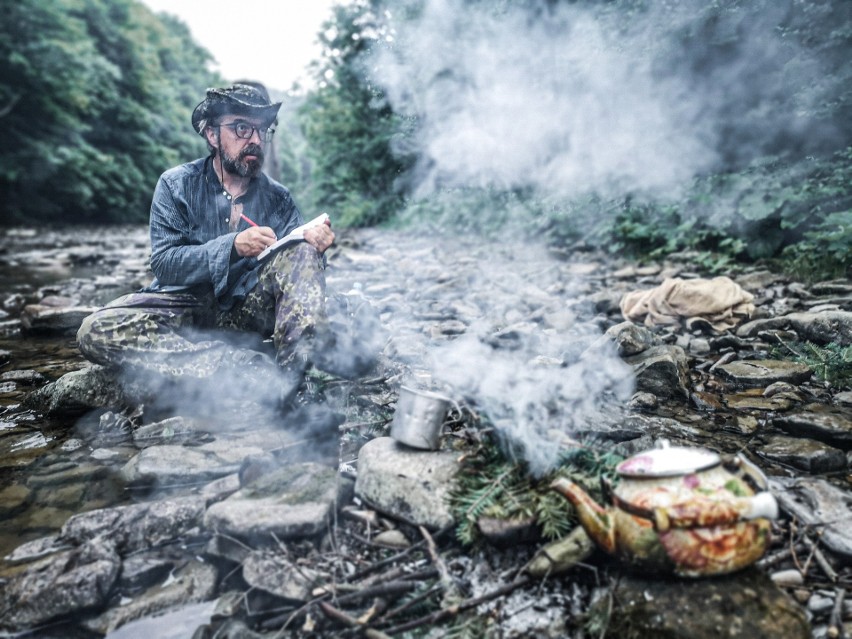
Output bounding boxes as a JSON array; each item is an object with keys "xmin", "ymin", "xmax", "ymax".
[{"xmin": 616, "ymin": 445, "xmax": 721, "ymax": 478}]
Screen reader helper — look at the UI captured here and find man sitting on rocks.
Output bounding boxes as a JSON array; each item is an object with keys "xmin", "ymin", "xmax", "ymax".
[{"xmin": 77, "ymin": 83, "xmax": 356, "ymax": 410}]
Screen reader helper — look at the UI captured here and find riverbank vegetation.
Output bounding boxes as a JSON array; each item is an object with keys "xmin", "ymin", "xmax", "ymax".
[{"xmin": 2, "ymin": 0, "xmax": 850, "ymax": 280}]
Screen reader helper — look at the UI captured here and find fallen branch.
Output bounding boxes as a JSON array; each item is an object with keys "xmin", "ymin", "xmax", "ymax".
[
  {"xmin": 419, "ymin": 526, "xmax": 454, "ymax": 591},
  {"xmin": 318, "ymin": 601, "xmax": 393, "ymax": 639},
  {"xmin": 803, "ymin": 533, "xmax": 838, "ymax": 583},
  {"xmin": 828, "ymin": 588, "xmax": 846, "ymax": 639},
  {"xmin": 335, "ymin": 571, "xmax": 438, "ymax": 606},
  {"xmin": 756, "ymin": 543, "xmax": 807, "ymax": 569}
]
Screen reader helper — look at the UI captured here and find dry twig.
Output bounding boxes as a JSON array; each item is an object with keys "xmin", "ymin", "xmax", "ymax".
[
  {"xmin": 318, "ymin": 601, "xmax": 393, "ymax": 639},
  {"xmin": 379, "ymin": 575, "xmax": 532, "ymax": 635},
  {"xmin": 804, "ymin": 532, "xmax": 839, "ymax": 583},
  {"xmin": 828, "ymin": 588, "xmax": 846, "ymax": 639}
]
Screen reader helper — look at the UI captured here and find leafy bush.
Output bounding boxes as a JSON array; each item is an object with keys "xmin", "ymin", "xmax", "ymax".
[{"xmin": 0, "ymin": 0, "xmax": 217, "ymax": 224}]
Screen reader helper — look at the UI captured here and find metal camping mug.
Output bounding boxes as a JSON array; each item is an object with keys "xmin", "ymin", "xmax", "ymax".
[{"xmin": 390, "ymin": 386, "xmax": 452, "ymax": 450}]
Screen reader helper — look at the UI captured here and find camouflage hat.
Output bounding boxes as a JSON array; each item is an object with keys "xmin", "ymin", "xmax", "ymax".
[{"xmin": 191, "ymin": 83, "xmax": 282, "ymax": 136}]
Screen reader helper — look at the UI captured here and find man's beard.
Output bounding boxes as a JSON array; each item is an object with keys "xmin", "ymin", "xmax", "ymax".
[{"xmin": 221, "ymin": 143, "xmax": 264, "ymax": 178}]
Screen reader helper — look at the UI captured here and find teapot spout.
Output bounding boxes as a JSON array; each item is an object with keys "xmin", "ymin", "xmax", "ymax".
[{"xmin": 551, "ymin": 477, "xmax": 616, "ymax": 554}]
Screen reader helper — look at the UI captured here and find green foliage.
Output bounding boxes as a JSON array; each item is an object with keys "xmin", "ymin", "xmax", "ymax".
[
  {"xmin": 778, "ymin": 210, "xmax": 852, "ymax": 281},
  {"xmin": 0, "ymin": 0, "xmax": 217, "ymax": 224},
  {"xmin": 532, "ymin": 146, "xmax": 852, "ymax": 279},
  {"xmin": 449, "ymin": 433, "xmax": 622, "ymax": 546},
  {"xmin": 772, "ymin": 340, "xmax": 852, "ymax": 388},
  {"xmin": 298, "ymin": 2, "xmax": 416, "ymax": 227}
]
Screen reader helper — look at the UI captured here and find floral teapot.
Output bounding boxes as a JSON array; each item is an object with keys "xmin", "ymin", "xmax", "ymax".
[{"xmin": 551, "ymin": 442, "xmax": 778, "ymax": 577}]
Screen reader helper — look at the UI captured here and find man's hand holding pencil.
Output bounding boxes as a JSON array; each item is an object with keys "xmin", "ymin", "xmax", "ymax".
[{"xmin": 234, "ymin": 216, "xmax": 277, "ymax": 258}]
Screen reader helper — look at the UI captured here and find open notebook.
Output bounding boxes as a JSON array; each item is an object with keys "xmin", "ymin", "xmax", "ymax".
[{"xmin": 257, "ymin": 213, "xmax": 330, "ymax": 260}]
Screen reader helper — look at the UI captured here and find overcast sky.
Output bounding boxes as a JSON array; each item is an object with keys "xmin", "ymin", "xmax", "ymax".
[{"xmin": 139, "ymin": 0, "xmax": 349, "ymax": 91}]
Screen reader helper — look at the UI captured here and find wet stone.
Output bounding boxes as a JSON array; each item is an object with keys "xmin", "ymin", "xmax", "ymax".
[
  {"xmin": 204, "ymin": 533, "xmax": 252, "ymax": 564},
  {"xmin": 0, "ymin": 484, "xmax": 31, "ymax": 516},
  {"xmin": 90, "ymin": 446, "xmax": 135, "ymax": 462},
  {"xmin": 26, "ymin": 462, "xmax": 109, "ymax": 487},
  {"xmin": 16, "ymin": 505, "xmax": 75, "ymax": 532},
  {"xmin": 117, "ymin": 552, "xmax": 176, "ymax": 592},
  {"xmin": 60, "ymin": 496, "xmax": 206, "ymax": 555},
  {"xmin": 36, "ymin": 482, "xmax": 88, "ymax": 508},
  {"xmin": 690, "ymin": 390, "xmax": 724, "ymax": 411},
  {"xmin": 24, "ymin": 365, "xmax": 131, "ymax": 417},
  {"xmin": 688, "ymin": 337, "xmax": 711, "ymax": 354},
  {"xmin": 203, "ymin": 462, "xmax": 339, "ymax": 543},
  {"xmin": 19, "ymin": 304, "xmax": 97, "ymax": 336},
  {"xmin": 737, "ymin": 310, "xmax": 852, "ymax": 346},
  {"xmin": 0, "ymin": 538, "xmax": 120, "ymax": 633},
  {"xmin": 0, "ymin": 370, "xmax": 46, "ymax": 385},
  {"xmin": 623, "ymin": 344, "xmax": 690, "ymax": 399},
  {"xmin": 59, "ymin": 437, "xmax": 85, "ymax": 452},
  {"xmin": 773, "ymin": 404, "xmax": 852, "ymax": 448},
  {"xmin": 3, "ymin": 534, "xmax": 65, "ymax": 565},
  {"xmin": 715, "ymin": 359, "xmax": 813, "ymax": 387},
  {"xmin": 724, "ymin": 392, "xmax": 797, "ymax": 412},
  {"xmin": 121, "ymin": 444, "xmax": 245, "ymax": 487},
  {"xmin": 604, "ymin": 321, "xmax": 657, "ymax": 356},
  {"xmin": 132, "ymin": 416, "xmax": 201, "ymax": 448},
  {"xmin": 242, "ymin": 551, "xmax": 322, "ymax": 601},
  {"xmin": 757, "ymin": 435, "xmax": 847, "ymax": 473},
  {"xmin": 736, "ymin": 270, "xmax": 788, "ymax": 292},
  {"xmin": 80, "ymin": 559, "xmax": 217, "ymax": 636}
]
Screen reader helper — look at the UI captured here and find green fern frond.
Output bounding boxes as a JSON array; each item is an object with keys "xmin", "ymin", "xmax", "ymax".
[{"xmin": 449, "ymin": 433, "xmax": 623, "ymax": 546}]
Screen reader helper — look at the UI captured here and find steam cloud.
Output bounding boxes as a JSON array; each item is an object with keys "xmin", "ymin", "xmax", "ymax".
[
  {"xmin": 369, "ymin": 0, "xmax": 833, "ymax": 199},
  {"xmin": 429, "ymin": 323, "xmax": 634, "ymax": 475}
]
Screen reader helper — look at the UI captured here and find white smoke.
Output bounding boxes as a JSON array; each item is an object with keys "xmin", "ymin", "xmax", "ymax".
[
  {"xmin": 368, "ymin": 0, "xmax": 832, "ymax": 201},
  {"xmin": 428, "ymin": 324, "xmax": 634, "ymax": 475},
  {"xmin": 370, "ymin": 0, "xmax": 716, "ymax": 197}
]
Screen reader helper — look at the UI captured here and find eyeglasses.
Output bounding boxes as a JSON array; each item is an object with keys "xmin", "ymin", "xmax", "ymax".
[{"xmin": 215, "ymin": 121, "xmax": 275, "ymax": 142}]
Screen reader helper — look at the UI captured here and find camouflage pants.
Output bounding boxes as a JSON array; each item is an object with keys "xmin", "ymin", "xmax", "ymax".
[{"xmin": 77, "ymin": 243, "xmax": 328, "ymax": 380}]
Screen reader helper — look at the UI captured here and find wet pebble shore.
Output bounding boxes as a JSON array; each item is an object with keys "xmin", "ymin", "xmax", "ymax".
[{"xmin": 0, "ymin": 225, "xmax": 850, "ymax": 638}]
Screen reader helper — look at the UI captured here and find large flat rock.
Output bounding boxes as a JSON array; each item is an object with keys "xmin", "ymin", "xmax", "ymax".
[
  {"xmin": 60, "ymin": 496, "xmax": 206, "ymax": 554},
  {"xmin": 736, "ymin": 310, "xmax": 852, "ymax": 345},
  {"xmin": 354, "ymin": 436, "xmax": 461, "ymax": 529},
  {"xmin": 120, "ymin": 443, "xmax": 263, "ymax": 487},
  {"xmin": 715, "ymin": 359, "xmax": 812, "ymax": 387},
  {"xmin": 773, "ymin": 404, "xmax": 852, "ymax": 448},
  {"xmin": 203, "ymin": 462, "xmax": 338, "ymax": 543}
]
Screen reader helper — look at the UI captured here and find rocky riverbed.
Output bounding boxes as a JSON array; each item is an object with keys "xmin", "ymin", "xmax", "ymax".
[{"xmin": 0, "ymin": 225, "xmax": 850, "ymax": 638}]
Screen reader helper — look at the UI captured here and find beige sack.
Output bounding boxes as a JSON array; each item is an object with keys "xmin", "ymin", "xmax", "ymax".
[{"xmin": 620, "ymin": 276, "xmax": 755, "ymax": 332}]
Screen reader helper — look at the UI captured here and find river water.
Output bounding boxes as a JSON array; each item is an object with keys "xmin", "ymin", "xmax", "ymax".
[{"xmin": 0, "ymin": 226, "xmax": 151, "ymax": 558}]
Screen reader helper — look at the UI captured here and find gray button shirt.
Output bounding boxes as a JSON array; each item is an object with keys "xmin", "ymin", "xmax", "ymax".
[{"xmin": 146, "ymin": 156, "xmax": 304, "ymax": 310}]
